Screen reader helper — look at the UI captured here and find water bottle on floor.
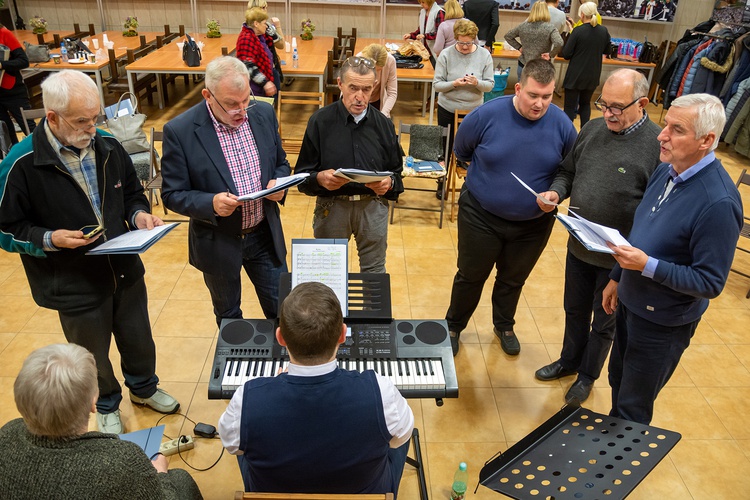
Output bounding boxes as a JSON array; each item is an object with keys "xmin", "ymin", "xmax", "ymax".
[{"xmin": 451, "ymin": 462, "xmax": 468, "ymax": 500}]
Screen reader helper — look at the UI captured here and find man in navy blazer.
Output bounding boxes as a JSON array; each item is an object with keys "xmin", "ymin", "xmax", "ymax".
[{"xmin": 161, "ymin": 56, "xmax": 291, "ymax": 325}]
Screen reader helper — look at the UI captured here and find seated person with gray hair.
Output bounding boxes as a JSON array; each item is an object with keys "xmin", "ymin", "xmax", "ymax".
[{"xmin": 0, "ymin": 343, "xmax": 203, "ymax": 499}]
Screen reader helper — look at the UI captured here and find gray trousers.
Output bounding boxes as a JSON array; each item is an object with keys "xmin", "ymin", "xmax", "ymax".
[{"xmin": 313, "ymin": 196, "xmax": 389, "ymax": 273}]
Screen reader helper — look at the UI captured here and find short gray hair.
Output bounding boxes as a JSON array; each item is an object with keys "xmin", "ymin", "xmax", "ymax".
[
  {"xmin": 670, "ymin": 94, "xmax": 726, "ymax": 150},
  {"xmin": 205, "ymin": 56, "xmax": 250, "ymax": 93},
  {"xmin": 14, "ymin": 343, "xmax": 98, "ymax": 437},
  {"xmin": 338, "ymin": 57, "xmax": 377, "ymax": 82},
  {"xmin": 41, "ymin": 70, "xmax": 99, "ymax": 114}
]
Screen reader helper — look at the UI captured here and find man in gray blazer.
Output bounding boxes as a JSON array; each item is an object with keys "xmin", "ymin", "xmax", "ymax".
[{"xmin": 161, "ymin": 56, "xmax": 291, "ymax": 326}]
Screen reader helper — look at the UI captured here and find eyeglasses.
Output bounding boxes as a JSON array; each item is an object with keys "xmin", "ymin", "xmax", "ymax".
[
  {"xmin": 344, "ymin": 56, "xmax": 376, "ymax": 69},
  {"xmin": 594, "ymin": 96, "xmax": 645, "ymax": 116},
  {"xmin": 456, "ymin": 41, "xmax": 476, "ymax": 47},
  {"xmin": 54, "ymin": 111, "xmax": 101, "ymax": 132},
  {"xmin": 207, "ymin": 88, "xmax": 256, "ymax": 116}
]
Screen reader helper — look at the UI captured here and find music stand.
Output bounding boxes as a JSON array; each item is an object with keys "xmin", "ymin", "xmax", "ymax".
[{"xmin": 479, "ymin": 405, "xmax": 681, "ymax": 499}]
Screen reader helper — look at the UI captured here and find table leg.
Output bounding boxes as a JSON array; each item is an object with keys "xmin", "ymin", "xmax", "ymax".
[
  {"xmin": 155, "ymin": 74, "xmax": 165, "ymax": 109},
  {"xmin": 429, "ymin": 82, "xmax": 435, "ymax": 125},
  {"xmin": 421, "ymin": 81, "xmax": 427, "ymax": 118},
  {"xmin": 95, "ymin": 70, "xmax": 105, "ymax": 108}
]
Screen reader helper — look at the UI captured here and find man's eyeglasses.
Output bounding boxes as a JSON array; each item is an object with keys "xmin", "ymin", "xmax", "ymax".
[
  {"xmin": 593, "ymin": 96, "xmax": 645, "ymax": 116},
  {"xmin": 54, "ymin": 111, "xmax": 102, "ymax": 132},
  {"xmin": 344, "ymin": 56, "xmax": 376, "ymax": 69},
  {"xmin": 207, "ymin": 88, "xmax": 256, "ymax": 116},
  {"xmin": 456, "ymin": 41, "xmax": 476, "ymax": 47}
]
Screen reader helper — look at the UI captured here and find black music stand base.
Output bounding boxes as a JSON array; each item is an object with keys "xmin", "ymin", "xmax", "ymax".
[
  {"xmin": 406, "ymin": 428, "xmax": 429, "ymax": 500},
  {"xmin": 479, "ymin": 405, "xmax": 681, "ymax": 500}
]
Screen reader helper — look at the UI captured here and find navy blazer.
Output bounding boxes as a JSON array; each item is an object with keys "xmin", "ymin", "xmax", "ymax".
[{"xmin": 161, "ymin": 100, "xmax": 290, "ymax": 277}]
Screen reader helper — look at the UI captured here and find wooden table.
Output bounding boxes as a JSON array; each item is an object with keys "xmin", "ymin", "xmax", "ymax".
[
  {"xmin": 27, "ymin": 31, "xmax": 161, "ymax": 107},
  {"xmin": 277, "ymin": 36, "xmax": 332, "ymax": 93},
  {"xmin": 355, "ymin": 38, "xmax": 436, "ymax": 123},
  {"xmin": 125, "ymin": 33, "xmax": 242, "ymax": 109}
]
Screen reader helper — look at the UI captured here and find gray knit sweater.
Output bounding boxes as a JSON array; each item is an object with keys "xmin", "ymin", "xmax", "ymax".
[
  {"xmin": 433, "ymin": 45, "xmax": 495, "ymax": 113},
  {"xmin": 504, "ymin": 21, "xmax": 564, "ymax": 65},
  {"xmin": 0, "ymin": 418, "xmax": 203, "ymax": 500},
  {"xmin": 549, "ymin": 116, "xmax": 662, "ymax": 268}
]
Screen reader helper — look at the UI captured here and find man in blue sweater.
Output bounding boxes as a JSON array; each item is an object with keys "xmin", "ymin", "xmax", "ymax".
[
  {"xmin": 446, "ymin": 58, "xmax": 577, "ymax": 356},
  {"xmin": 602, "ymin": 94, "xmax": 743, "ymax": 425},
  {"xmin": 218, "ymin": 282, "xmax": 414, "ymax": 496}
]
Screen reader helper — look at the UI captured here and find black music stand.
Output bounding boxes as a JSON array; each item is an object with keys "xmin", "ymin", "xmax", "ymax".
[
  {"xmin": 408, "ymin": 428, "xmax": 429, "ymax": 500},
  {"xmin": 479, "ymin": 405, "xmax": 681, "ymax": 499}
]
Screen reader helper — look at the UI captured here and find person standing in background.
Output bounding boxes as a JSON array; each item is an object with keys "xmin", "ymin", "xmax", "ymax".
[
  {"xmin": 505, "ymin": 1, "xmax": 564, "ymax": 80},
  {"xmin": 546, "ymin": 0, "xmax": 573, "ymax": 34},
  {"xmin": 463, "ymin": 0, "xmax": 499, "ymax": 49},
  {"xmin": 403, "ymin": 0, "xmax": 445, "ymax": 67},
  {"xmin": 433, "ymin": 0, "xmax": 469, "ymax": 57},
  {"xmin": 560, "ymin": 2, "xmax": 610, "ymax": 127},
  {"xmin": 236, "ymin": 7, "xmax": 278, "ymax": 98},
  {"xmin": 357, "ymin": 44, "xmax": 398, "ymax": 119},
  {"xmin": 0, "ymin": 24, "xmax": 35, "ymax": 145},
  {"xmin": 247, "ymin": 0, "xmax": 286, "ymax": 91}
]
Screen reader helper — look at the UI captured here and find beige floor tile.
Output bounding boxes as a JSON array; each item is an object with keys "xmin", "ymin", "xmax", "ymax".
[
  {"xmin": 19, "ymin": 307, "xmax": 63, "ymax": 334},
  {"xmin": 522, "ymin": 280, "xmax": 564, "ymax": 308},
  {"xmin": 422, "ymin": 387, "xmax": 504, "ymax": 443},
  {"xmin": 0, "ymin": 264, "xmax": 20, "ymax": 284},
  {"xmin": 493, "ymin": 387, "xmax": 567, "ymax": 443},
  {"xmin": 0, "ymin": 267, "xmax": 32, "ymax": 297},
  {"xmin": 152, "ymin": 299, "xmax": 218, "ymax": 337},
  {"xmin": 669, "ymin": 440, "xmax": 750, "ymax": 500},
  {"xmin": 702, "ymin": 387, "xmax": 750, "ymax": 440},
  {"xmin": 0, "ymin": 332, "xmax": 17, "ymax": 353},
  {"xmin": 390, "ymin": 273, "xmax": 411, "ymax": 306},
  {"xmin": 0, "ymin": 296, "xmax": 39, "ymax": 332},
  {"xmin": 169, "ymin": 266, "xmax": 212, "ymax": 301},
  {"xmin": 0, "ymin": 333, "xmax": 67, "ymax": 377},
  {"xmin": 385, "ymin": 245, "xmax": 407, "ymax": 275},
  {"xmin": 144, "ymin": 267, "xmax": 183, "ymax": 301},
  {"xmin": 624, "ymin": 456, "xmax": 692, "ymax": 500},
  {"xmin": 483, "ymin": 343, "xmax": 561, "ymax": 389},
  {"xmin": 663, "ymin": 362, "xmax": 695, "ymax": 388},
  {"xmin": 526, "ymin": 250, "xmax": 565, "ymax": 279},
  {"xmin": 729, "ymin": 344, "xmax": 750, "ymax": 372},
  {"xmin": 454, "ymin": 344, "xmax": 491, "ymax": 388},
  {"xmin": 408, "ymin": 306, "xmax": 448, "ymax": 320},
  {"xmin": 475, "ymin": 306, "xmax": 541, "ymax": 345},
  {"xmin": 738, "ymin": 440, "xmax": 750, "ymax": 461},
  {"xmin": 427, "ymin": 441, "xmax": 509, "ymax": 500},
  {"xmin": 530, "ymin": 307, "xmax": 565, "ymax": 344},
  {"xmin": 690, "ymin": 320, "xmax": 723, "ymax": 345},
  {"xmin": 703, "ymin": 307, "xmax": 750, "ymax": 344},
  {"xmin": 152, "ymin": 336, "xmax": 214, "ymax": 384},
  {"xmin": 401, "ymin": 225, "xmax": 455, "ymax": 249},
  {"xmin": 407, "ymin": 274, "xmax": 454, "ymax": 307},
  {"xmin": 199, "ymin": 337, "xmax": 219, "ymax": 385},
  {"xmin": 404, "ymin": 248, "xmax": 457, "ymax": 276},
  {"xmin": 650, "ymin": 387, "xmax": 732, "ymax": 440},
  {"xmin": 680, "ymin": 344, "xmax": 750, "ymax": 387}
]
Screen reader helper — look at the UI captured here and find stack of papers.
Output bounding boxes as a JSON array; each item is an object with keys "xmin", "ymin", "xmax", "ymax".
[
  {"xmin": 86, "ymin": 223, "xmax": 179, "ymax": 255},
  {"xmin": 334, "ymin": 169, "xmax": 392, "ymax": 183},
  {"xmin": 555, "ymin": 213, "xmax": 630, "ymax": 254},
  {"xmin": 237, "ymin": 173, "xmax": 309, "ymax": 201}
]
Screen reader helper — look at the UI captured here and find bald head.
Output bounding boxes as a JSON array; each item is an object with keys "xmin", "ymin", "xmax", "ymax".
[{"xmin": 598, "ymin": 69, "xmax": 649, "ymax": 132}]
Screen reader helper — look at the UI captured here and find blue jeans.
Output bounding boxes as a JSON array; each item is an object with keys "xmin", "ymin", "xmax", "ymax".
[
  {"xmin": 558, "ymin": 252, "xmax": 615, "ymax": 382},
  {"xmin": 608, "ymin": 304, "xmax": 696, "ymax": 424},
  {"xmin": 237, "ymin": 440, "xmax": 410, "ymax": 498},
  {"xmin": 203, "ymin": 219, "xmax": 287, "ymax": 324}
]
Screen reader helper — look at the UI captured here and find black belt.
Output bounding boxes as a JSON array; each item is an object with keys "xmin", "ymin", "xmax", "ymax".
[
  {"xmin": 329, "ymin": 194, "xmax": 379, "ymax": 202},
  {"xmin": 241, "ymin": 218, "xmax": 266, "ymax": 235}
]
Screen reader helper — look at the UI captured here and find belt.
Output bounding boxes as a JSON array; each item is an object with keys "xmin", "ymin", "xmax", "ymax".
[
  {"xmin": 329, "ymin": 194, "xmax": 379, "ymax": 202},
  {"xmin": 241, "ymin": 219, "xmax": 266, "ymax": 235}
]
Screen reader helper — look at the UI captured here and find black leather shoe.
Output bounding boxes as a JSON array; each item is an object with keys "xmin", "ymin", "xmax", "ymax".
[
  {"xmin": 450, "ymin": 330, "xmax": 460, "ymax": 356},
  {"xmin": 565, "ymin": 379, "xmax": 594, "ymax": 405},
  {"xmin": 535, "ymin": 360, "xmax": 577, "ymax": 381},
  {"xmin": 494, "ymin": 328, "xmax": 520, "ymax": 355}
]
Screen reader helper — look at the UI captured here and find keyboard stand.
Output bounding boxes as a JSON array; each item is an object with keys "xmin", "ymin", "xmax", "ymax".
[
  {"xmin": 477, "ymin": 404, "xmax": 681, "ymax": 499},
  {"xmin": 406, "ymin": 428, "xmax": 429, "ymax": 500}
]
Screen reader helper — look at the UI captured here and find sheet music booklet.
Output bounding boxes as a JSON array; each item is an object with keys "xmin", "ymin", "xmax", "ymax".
[
  {"xmin": 86, "ymin": 222, "xmax": 179, "ymax": 255},
  {"xmin": 291, "ymin": 239, "xmax": 348, "ymax": 316},
  {"xmin": 555, "ymin": 211, "xmax": 630, "ymax": 254},
  {"xmin": 236, "ymin": 173, "xmax": 309, "ymax": 201}
]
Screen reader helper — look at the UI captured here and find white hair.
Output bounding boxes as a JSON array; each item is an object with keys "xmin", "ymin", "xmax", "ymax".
[
  {"xmin": 41, "ymin": 70, "xmax": 99, "ymax": 114},
  {"xmin": 670, "ymin": 94, "xmax": 726, "ymax": 151},
  {"xmin": 205, "ymin": 56, "xmax": 250, "ymax": 92},
  {"xmin": 579, "ymin": 2, "xmax": 599, "ymax": 26}
]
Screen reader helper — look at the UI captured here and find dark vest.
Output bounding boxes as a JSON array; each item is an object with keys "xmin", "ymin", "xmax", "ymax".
[{"xmin": 239, "ymin": 368, "xmax": 394, "ymax": 493}]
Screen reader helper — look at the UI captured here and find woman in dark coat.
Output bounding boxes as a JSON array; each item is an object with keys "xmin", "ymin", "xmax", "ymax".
[{"xmin": 561, "ymin": 2, "xmax": 610, "ymax": 127}]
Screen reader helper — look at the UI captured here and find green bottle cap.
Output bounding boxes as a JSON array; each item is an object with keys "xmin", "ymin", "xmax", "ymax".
[{"xmin": 459, "ymin": 462, "xmax": 467, "ymax": 471}]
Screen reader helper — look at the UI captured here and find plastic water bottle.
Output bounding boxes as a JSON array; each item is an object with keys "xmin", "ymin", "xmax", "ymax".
[
  {"xmin": 60, "ymin": 44, "xmax": 68, "ymax": 63},
  {"xmin": 450, "ymin": 462, "xmax": 468, "ymax": 500},
  {"xmin": 405, "ymin": 155, "xmax": 414, "ymax": 168},
  {"xmin": 292, "ymin": 47, "xmax": 299, "ymax": 68}
]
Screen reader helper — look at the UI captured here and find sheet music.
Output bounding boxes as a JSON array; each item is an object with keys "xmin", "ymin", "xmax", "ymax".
[
  {"xmin": 291, "ymin": 239, "xmax": 348, "ymax": 315},
  {"xmin": 86, "ymin": 223, "xmax": 178, "ymax": 254}
]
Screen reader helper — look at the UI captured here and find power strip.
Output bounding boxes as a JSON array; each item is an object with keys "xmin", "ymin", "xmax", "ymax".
[{"xmin": 159, "ymin": 435, "xmax": 195, "ymax": 457}]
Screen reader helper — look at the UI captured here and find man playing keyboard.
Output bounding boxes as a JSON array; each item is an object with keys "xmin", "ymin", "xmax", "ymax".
[{"xmin": 218, "ymin": 282, "xmax": 414, "ymax": 497}]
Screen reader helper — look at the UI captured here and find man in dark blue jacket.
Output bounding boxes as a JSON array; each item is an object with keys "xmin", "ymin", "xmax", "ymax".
[{"xmin": 602, "ymin": 93, "xmax": 743, "ymax": 424}]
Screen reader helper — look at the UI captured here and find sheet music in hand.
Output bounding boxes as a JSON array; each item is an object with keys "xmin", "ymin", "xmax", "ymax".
[
  {"xmin": 555, "ymin": 212, "xmax": 630, "ymax": 254},
  {"xmin": 334, "ymin": 169, "xmax": 392, "ymax": 183},
  {"xmin": 86, "ymin": 222, "xmax": 179, "ymax": 255},
  {"xmin": 236, "ymin": 173, "xmax": 309, "ymax": 201}
]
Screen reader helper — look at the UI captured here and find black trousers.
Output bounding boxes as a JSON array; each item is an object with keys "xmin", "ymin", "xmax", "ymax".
[
  {"xmin": 0, "ymin": 85, "xmax": 35, "ymax": 144},
  {"xmin": 446, "ymin": 188, "xmax": 555, "ymax": 333},
  {"xmin": 558, "ymin": 252, "xmax": 615, "ymax": 382},
  {"xmin": 58, "ymin": 277, "xmax": 158, "ymax": 414},
  {"xmin": 563, "ymin": 88, "xmax": 596, "ymax": 127}
]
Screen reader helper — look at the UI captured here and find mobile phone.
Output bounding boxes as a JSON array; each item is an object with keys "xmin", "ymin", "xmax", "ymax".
[{"xmin": 80, "ymin": 225, "xmax": 105, "ymax": 239}]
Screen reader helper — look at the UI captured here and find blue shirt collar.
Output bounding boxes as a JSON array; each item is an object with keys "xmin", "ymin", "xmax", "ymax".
[{"xmin": 668, "ymin": 151, "xmax": 716, "ymax": 183}]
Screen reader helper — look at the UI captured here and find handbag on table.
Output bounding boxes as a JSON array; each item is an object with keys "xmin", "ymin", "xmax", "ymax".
[
  {"xmin": 23, "ymin": 41, "xmax": 51, "ymax": 63},
  {"xmin": 182, "ymin": 33, "xmax": 202, "ymax": 67},
  {"xmin": 106, "ymin": 92, "xmax": 150, "ymax": 154}
]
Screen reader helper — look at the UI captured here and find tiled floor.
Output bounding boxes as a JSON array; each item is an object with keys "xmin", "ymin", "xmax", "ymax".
[{"xmin": 2, "ymin": 78, "xmax": 750, "ymax": 499}]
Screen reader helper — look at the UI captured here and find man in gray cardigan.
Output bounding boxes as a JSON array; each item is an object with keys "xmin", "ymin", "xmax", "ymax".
[{"xmin": 533, "ymin": 69, "xmax": 662, "ymax": 404}]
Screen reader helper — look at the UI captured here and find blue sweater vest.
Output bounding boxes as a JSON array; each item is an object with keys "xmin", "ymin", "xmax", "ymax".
[{"xmin": 239, "ymin": 368, "xmax": 394, "ymax": 493}]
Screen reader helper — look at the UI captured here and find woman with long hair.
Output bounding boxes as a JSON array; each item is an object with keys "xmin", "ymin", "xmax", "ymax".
[{"xmin": 504, "ymin": 0, "xmax": 564, "ymax": 80}]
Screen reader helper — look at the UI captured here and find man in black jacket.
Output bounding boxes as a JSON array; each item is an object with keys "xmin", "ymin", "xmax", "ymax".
[
  {"xmin": 463, "ymin": 0, "xmax": 500, "ymax": 48},
  {"xmin": 0, "ymin": 70, "xmax": 178, "ymax": 435}
]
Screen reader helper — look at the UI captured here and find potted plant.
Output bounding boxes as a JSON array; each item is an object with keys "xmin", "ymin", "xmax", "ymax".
[
  {"xmin": 122, "ymin": 16, "xmax": 139, "ymax": 37},
  {"xmin": 300, "ymin": 19, "xmax": 315, "ymax": 41},
  {"xmin": 29, "ymin": 16, "xmax": 48, "ymax": 35},
  {"xmin": 206, "ymin": 19, "xmax": 221, "ymax": 38}
]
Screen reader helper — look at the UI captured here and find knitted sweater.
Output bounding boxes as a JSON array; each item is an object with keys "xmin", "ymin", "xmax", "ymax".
[
  {"xmin": 549, "ymin": 116, "xmax": 662, "ymax": 268},
  {"xmin": 0, "ymin": 418, "xmax": 203, "ymax": 500},
  {"xmin": 504, "ymin": 21, "xmax": 564, "ymax": 66},
  {"xmin": 433, "ymin": 45, "xmax": 494, "ymax": 113},
  {"xmin": 614, "ymin": 159, "xmax": 743, "ymax": 326}
]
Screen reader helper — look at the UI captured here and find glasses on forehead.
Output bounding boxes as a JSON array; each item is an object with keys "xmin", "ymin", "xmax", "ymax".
[
  {"xmin": 344, "ymin": 56, "xmax": 376, "ymax": 69},
  {"xmin": 53, "ymin": 110, "xmax": 103, "ymax": 132},
  {"xmin": 456, "ymin": 41, "xmax": 475, "ymax": 47},
  {"xmin": 593, "ymin": 96, "xmax": 645, "ymax": 116},
  {"xmin": 207, "ymin": 88, "xmax": 256, "ymax": 116}
]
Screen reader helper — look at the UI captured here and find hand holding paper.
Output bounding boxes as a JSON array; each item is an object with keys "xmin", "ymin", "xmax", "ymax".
[
  {"xmin": 607, "ymin": 241, "xmax": 649, "ymax": 271},
  {"xmin": 511, "ymin": 172, "xmax": 579, "ymax": 210}
]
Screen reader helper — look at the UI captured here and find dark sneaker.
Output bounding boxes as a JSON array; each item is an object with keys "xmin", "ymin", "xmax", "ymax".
[
  {"xmin": 535, "ymin": 360, "xmax": 577, "ymax": 381},
  {"xmin": 565, "ymin": 379, "xmax": 594, "ymax": 405},
  {"xmin": 450, "ymin": 330, "xmax": 460, "ymax": 356},
  {"xmin": 494, "ymin": 328, "xmax": 520, "ymax": 355}
]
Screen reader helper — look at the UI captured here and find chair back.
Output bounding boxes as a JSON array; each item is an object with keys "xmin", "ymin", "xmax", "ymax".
[
  {"xmin": 19, "ymin": 107, "xmax": 47, "ymax": 136},
  {"xmin": 398, "ymin": 122, "xmax": 450, "ymax": 162},
  {"xmin": 235, "ymin": 493, "xmax": 393, "ymax": 500},
  {"xmin": 276, "ymin": 91, "xmax": 325, "ymax": 154}
]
